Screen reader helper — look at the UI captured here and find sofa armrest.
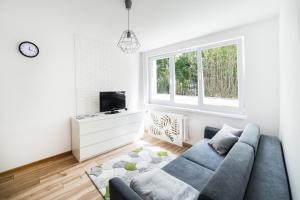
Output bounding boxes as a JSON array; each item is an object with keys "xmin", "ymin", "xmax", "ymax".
[
  {"xmin": 204, "ymin": 127, "xmax": 220, "ymax": 139},
  {"xmin": 109, "ymin": 177, "xmax": 142, "ymax": 200}
]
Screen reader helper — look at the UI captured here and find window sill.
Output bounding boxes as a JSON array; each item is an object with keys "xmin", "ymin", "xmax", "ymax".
[{"xmin": 146, "ymin": 103, "xmax": 247, "ymax": 120}]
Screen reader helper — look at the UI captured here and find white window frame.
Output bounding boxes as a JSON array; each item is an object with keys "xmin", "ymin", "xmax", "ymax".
[
  {"xmin": 149, "ymin": 53, "xmax": 173, "ymax": 102},
  {"xmin": 146, "ymin": 37, "xmax": 245, "ymax": 115}
]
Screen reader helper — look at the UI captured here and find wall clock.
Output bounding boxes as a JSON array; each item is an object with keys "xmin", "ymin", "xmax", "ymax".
[{"xmin": 18, "ymin": 41, "xmax": 39, "ymax": 58}]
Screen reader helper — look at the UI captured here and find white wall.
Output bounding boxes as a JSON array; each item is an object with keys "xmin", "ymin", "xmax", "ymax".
[
  {"xmin": 143, "ymin": 18, "xmax": 280, "ymax": 143},
  {"xmin": 279, "ymin": 0, "xmax": 300, "ymax": 199},
  {"xmin": 0, "ymin": 1, "xmax": 76, "ymax": 173},
  {"xmin": 74, "ymin": 35, "xmax": 141, "ymax": 115},
  {"xmin": 0, "ymin": 1, "xmax": 140, "ymax": 172}
]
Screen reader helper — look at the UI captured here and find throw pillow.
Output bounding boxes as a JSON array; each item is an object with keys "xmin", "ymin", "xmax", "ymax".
[
  {"xmin": 222, "ymin": 124, "xmax": 243, "ymax": 137},
  {"xmin": 209, "ymin": 130, "xmax": 239, "ymax": 155}
]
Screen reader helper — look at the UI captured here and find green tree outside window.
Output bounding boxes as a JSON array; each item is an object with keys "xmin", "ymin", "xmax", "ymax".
[
  {"xmin": 156, "ymin": 58, "xmax": 170, "ymax": 94},
  {"xmin": 202, "ymin": 45, "xmax": 238, "ymax": 99},
  {"xmin": 175, "ymin": 51, "xmax": 198, "ymax": 96}
]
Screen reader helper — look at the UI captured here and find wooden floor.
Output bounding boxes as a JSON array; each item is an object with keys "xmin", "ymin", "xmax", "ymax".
[{"xmin": 0, "ymin": 136, "xmax": 188, "ymax": 200}]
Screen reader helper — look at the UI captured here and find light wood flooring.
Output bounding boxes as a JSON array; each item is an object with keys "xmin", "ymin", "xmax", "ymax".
[{"xmin": 0, "ymin": 136, "xmax": 188, "ymax": 200}]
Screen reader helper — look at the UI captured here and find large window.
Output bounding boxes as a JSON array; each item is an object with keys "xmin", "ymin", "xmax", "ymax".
[{"xmin": 148, "ymin": 38, "xmax": 244, "ymax": 113}]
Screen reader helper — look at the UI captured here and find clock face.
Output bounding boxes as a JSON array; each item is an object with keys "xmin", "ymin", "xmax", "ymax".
[{"xmin": 19, "ymin": 42, "xmax": 39, "ymax": 58}]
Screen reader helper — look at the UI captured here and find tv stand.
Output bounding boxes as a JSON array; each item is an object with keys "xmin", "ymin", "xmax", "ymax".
[
  {"xmin": 71, "ymin": 110, "xmax": 145, "ymax": 162},
  {"xmin": 104, "ymin": 110, "xmax": 120, "ymax": 115}
]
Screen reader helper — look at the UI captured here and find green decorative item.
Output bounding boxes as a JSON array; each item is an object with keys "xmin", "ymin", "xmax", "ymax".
[
  {"xmin": 157, "ymin": 151, "xmax": 168, "ymax": 157},
  {"xmin": 104, "ymin": 186, "xmax": 110, "ymax": 198},
  {"xmin": 124, "ymin": 162, "xmax": 137, "ymax": 171},
  {"xmin": 132, "ymin": 147, "xmax": 143, "ymax": 153}
]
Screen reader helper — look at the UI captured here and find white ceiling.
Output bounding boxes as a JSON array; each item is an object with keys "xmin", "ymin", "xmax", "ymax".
[
  {"xmin": 0, "ymin": 0, "xmax": 280, "ymax": 52},
  {"xmin": 132, "ymin": 0, "xmax": 280, "ymax": 51}
]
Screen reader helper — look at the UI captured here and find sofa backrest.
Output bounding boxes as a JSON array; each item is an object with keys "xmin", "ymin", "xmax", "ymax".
[
  {"xmin": 239, "ymin": 123, "xmax": 260, "ymax": 154},
  {"xmin": 198, "ymin": 142, "xmax": 255, "ymax": 200},
  {"xmin": 244, "ymin": 135, "xmax": 291, "ymax": 200}
]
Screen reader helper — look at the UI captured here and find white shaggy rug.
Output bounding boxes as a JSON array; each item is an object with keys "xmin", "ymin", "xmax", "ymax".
[{"xmin": 86, "ymin": 141, "xmax": 177, "ymax": 200}]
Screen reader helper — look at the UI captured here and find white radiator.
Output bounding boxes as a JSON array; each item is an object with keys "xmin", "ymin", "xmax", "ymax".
[{"xmin": 147, "ymin": 111, "xmax": 188, "ymax": 146}]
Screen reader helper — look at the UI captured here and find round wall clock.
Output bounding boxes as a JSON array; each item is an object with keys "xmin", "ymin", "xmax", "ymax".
[{"xmin": 18, "ymin": 41, "xmax": 39, "ymax": 58}]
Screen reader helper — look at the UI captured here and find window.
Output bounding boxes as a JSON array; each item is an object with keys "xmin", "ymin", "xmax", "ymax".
[
  {"xmin": 151, "ymin": 58, "xmax": 170, "ymax": 100},
  {"xmin": 148, "ymin": 38, "xmax": 244, "ymax": 114},
  {"xmin": 175, "ymin": 51, "xmax": 198, "ymax": 105},
  {"xmin": 202, "ymin": 45, "xmax": 239, "ymax": 107},
  {"xmin": 156, "ymin": 58, "xmax": 170, "ymax": 95}
]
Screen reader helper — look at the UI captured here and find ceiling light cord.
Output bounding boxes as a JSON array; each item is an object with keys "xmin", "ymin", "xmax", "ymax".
[
  {"xmin": 126, "ymin": 0, "xmax": 131, "ymax": 32},
  {"xmin": 117, "ymin": 0, "xmax": 140, "ymax": 53},
  {"xmin": 128, "ymin": 9, "xmax": 130, "ymax": 32}
]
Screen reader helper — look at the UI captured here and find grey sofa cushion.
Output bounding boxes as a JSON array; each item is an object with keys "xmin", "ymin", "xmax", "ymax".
[
  {"xmin": 208, "ymin": 130, "xmax": 239, "ymax": 155},
  {"xmin": 162, "ymin": 156, "xmax": 214, "ymax": 191},
  {"xmin": 244, "ymin": 135, "xmax": 291, "ymax": 200},
  {"xmin": 130, "ymin": 168, "xmax": 199, "ymax": 200},
  {"xmin": 182, "ymin": 139, "xmax": 225, "ymax": 171},
  {"xmin": 239, "ymin": 123, "xmax": 260, "ymax": 154},
  {"xmin": 198, "ymin": 142, "xmax": 254, "ymax": 200}
]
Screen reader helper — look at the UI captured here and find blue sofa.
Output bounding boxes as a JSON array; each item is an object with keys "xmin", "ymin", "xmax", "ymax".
[{"xmin": 109, "ymin": 123, "xmax": 291, "ymax": 200}]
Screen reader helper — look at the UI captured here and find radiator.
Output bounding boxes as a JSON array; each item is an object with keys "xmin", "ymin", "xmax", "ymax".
[{"xmin": 147, "ymin": 111, "xmax": 188, "ymax": 146}]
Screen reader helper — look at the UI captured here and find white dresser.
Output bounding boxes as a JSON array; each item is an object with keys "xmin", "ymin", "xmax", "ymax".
[{"xmin": 71, "ymin": 110, "xmax": 145, "ymax": 162}]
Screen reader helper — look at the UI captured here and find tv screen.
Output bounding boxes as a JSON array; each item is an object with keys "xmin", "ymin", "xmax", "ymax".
[{"xmin": 100, "ymin": 91, "xmax": 126, "ymax": 112}]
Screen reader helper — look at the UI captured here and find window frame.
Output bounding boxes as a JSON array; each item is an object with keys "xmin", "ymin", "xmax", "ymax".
[
  {"xmin": 149, "ymin": 53, "xmax": 174, "ymax": 103},
  {"xmin": 147, "ymin": 37, "xmax": 245, "ymax": 115}
]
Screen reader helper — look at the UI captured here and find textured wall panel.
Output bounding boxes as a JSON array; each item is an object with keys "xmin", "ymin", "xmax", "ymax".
[{"xmin": 74, "ymin": 35, "xmax": 140, "ymax": 115}]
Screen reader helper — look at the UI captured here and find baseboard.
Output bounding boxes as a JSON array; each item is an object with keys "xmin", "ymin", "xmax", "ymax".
[
  {"xmin": 0, "ymin": 151, "xmax": 72, "ymax": 176},
  {"xmin": 144, "ymin": 131, "xmax": 192, "ymax": 148},
  {"xmin": 182, "ymin": 142, "xmax": 193, "ymax": 148}
]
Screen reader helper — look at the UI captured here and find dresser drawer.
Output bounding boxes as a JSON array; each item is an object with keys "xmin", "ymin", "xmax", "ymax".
[
  {"xmin": 80, "ymin": 122, "xmax": 142, "ymax": 148},
  {"xmin": 80, "ymin": 133, "xmax": 138, "ymax": 161},
  {"xmin": 79, "ymin": 113, "xmax": 143, "ymax": 135}
]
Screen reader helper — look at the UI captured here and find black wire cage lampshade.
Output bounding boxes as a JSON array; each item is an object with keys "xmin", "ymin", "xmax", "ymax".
[{"xmin": 117, "ymin": 0, "xmax": 141, "ymax": 53}]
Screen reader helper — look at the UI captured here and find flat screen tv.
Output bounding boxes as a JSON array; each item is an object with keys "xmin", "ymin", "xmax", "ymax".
[{"xmin": 100, "ymin": 91, "xmax": 126, "ymax": 113}]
